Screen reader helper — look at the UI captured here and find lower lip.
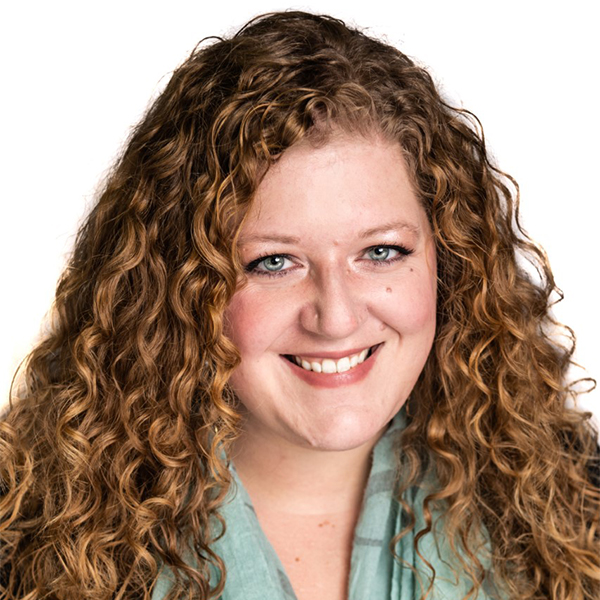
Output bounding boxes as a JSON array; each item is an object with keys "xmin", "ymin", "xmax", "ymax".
[{"xmin": 280, "ymin": 344, "xmax": 382, "ymax": 389}]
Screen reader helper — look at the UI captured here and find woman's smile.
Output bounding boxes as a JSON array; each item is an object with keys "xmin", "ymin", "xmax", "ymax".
[
  {"xmin": 224, "ymin": 133, "xmax": 437, "ymax": 451},
  {"xmin": 279, "ymin": 342, "xmax": 384, "ymax": 389},
  {"xmin": 284, "ymin": 342, "xmax": 380, "ymax": 373}
]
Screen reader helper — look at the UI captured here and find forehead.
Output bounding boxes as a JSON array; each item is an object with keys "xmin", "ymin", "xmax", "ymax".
[{"xmin": 238, "ymin": 134, "xmax": 427, "ymax": 245}]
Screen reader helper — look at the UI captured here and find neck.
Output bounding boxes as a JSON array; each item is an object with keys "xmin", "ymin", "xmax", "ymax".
[{"xmin": 230, "ymin": 418, "xmax": 384, "ymax": 517}]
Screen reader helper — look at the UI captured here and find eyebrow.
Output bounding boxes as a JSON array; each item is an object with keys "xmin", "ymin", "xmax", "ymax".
[
  {"xmin": 238, "ymin": 220, "xmax": 420, "ymax": 246},
  {"xmin": 358, "ymin": 220, "xmax": 421, "ymax": 238},
  {"xmin": 238, "ymin": 234, "xmax": 302, "ymax": 246}
]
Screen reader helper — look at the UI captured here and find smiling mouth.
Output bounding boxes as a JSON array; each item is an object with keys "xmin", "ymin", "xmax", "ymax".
[{"xmin": 282, "ymin": 344, "xmax": 382, "ymax": 374}]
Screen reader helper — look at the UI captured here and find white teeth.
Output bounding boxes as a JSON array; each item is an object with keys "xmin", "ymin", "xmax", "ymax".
[
  {"xmin": 321, "ymin": 359, "xmax": 337, "ymax": 374},
  {"xmin": 291, "ymin": 346, "xmax": 377, "ymax": 374},
  {"xmin": 337, "ymin": 357, "xmax": 351, "ymax": 372}
]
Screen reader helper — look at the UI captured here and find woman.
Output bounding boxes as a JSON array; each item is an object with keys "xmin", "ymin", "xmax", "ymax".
[{"xmin": 1, "ymin": 11, "xmax": 598, "ymax": 600}]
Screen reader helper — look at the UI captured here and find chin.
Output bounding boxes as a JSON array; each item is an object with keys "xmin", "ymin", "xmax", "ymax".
[{"xmin": 294, "ymin": 409, "xmax": 395, "ymax": 452}]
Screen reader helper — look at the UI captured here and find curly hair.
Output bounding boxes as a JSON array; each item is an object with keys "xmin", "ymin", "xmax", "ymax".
[{"xmin": 1, "ymin": 11, "xmax": 598, "ymax": 600}]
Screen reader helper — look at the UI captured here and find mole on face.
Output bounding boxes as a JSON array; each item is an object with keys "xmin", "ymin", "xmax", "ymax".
[{"xmin": 386, "ymin": 287, "xmax": 392, "ymax": 293}]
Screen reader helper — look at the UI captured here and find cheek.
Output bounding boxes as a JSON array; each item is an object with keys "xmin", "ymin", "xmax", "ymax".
[
  {"xmin": 224, "ymin": 292, "xmax": 264, "ymax": 398},
  {"xmin": 224, "ymin": 287, "xmax": 290, "ymax": 357},
  {"xmin": 387, "ymin": 291, "xmax": 435, "ymax": 333},
  {"xmin": 376, "ymin": 271, "xmax": 437, "ymax": 335},
  {"xmin": 224, "ymin": 292, "xmax": 259, "ymax": 355},
  {"xmin": 410, "ymin": 243, "xmax": 438, "ymax": 332}
]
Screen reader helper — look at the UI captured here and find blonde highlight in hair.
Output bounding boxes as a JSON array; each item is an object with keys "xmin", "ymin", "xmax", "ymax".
[{"xmin": 1, "ymin": 11, "xmax": 598, "ymax": 600}]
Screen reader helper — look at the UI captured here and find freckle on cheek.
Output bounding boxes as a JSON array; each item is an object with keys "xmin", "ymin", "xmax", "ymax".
[{"xmin": 386, "ymin": 287, "xmax": 392, "ymax": 293}]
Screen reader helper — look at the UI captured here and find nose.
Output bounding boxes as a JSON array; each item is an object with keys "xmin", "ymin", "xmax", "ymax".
[{"xmin": 299, "ymin": 265, "xmax": 365, "ymax": 339}]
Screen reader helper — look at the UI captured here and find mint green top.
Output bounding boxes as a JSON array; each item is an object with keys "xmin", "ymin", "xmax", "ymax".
[{"xmin": 153, "ymin": 408, "xmax": 503, "ymax": 599}]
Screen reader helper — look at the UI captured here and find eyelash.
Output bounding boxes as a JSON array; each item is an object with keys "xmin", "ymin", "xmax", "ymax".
[{"xmin": 244, "ymin": 244, "xmax": 414, "ymax": 278}]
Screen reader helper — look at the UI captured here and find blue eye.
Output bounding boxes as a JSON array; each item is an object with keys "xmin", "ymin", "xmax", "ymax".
[
  {"xmin": 365, "ymin": 245, "xmax": 412, "ymax": 262},
  {"xmin": 245, "ymin": 254, "xmax": 294, "ymax": 276},
  {"xmin": 368, "ymin": 246, "xmax": 394, "ymax": 261},
  {"xmin": 260, "ymin": 256, "xmax": 287, "ymax": 271}
]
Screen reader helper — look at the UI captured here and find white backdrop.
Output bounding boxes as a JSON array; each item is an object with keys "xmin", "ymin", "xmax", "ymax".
[{"xmin": 1, "ymin": 0, "xmax": 598, "ymax": 431}]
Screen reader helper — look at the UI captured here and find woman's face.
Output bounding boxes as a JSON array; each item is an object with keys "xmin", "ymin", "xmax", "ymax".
[{"xmin": 225, "ymin": 134, "xmax": 437, "ymax": 452}]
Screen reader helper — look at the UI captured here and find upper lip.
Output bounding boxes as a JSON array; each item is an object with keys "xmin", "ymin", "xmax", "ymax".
[{"xmin": 282, "ymin": 344, "xmax": 380, "ymax": 360}]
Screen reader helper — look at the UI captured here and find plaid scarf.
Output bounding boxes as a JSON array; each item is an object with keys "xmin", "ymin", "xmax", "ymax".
[{"xmin": 154, "ymin": 408, "xmax": 502, "ymax": 599}]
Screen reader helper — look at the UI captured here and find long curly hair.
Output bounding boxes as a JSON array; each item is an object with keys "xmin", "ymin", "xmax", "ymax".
[{"xmin": 1, "ymin": 11, "xmax": 598, "ymax": 600}]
